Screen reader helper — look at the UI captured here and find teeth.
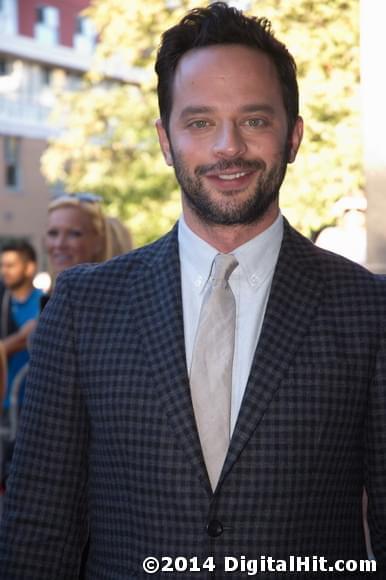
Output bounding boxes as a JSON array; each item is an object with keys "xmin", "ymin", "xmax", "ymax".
[{"xmin": 218, "ymin": 172, "xmax": 247, "ymax": 180}]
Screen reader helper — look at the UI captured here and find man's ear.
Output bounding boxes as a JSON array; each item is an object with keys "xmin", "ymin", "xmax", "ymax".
[
  {"xmin": 155, "ymin": 119, "xmax": 173, "ymax": 166},
  {"xmin": 287, "ymin": 116, "xmax": 304, "ymax": 164},
  {"xmin": 26, "ymin": 261, "xmax": 36, "ymax": 280}
]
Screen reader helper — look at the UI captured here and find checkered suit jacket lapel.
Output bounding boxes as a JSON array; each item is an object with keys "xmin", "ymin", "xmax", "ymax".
[
  {"xmin": 138, "ymin": 219, "xmax": 323, "ymax": 492},
  {"xmin": 137, "ymin": 223, "xmax": 213, "ymax": 496},
  {"xmin": 221, "ymin": 221, "xmax": 323, "ymax": 486}
]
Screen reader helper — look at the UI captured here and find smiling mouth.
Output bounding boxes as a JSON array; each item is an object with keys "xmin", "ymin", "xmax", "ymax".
[
  {"xmin": 217, "ymin": 171, "xmax": 249, "ymax": 180},
  {"xmin": 204, "ymin": 170, "xmax": 256, "ymax": 190},
  {"xmin": 197, "ymin": 158, "xmax": 264, "ymax": 177}
]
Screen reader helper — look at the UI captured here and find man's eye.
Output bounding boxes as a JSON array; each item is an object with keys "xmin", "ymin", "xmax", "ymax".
[
  {"xmin": 189, "ymin": 120, "xmax": 209, "ymax": 129},
  {"xmin": 246, "ymin": 118, "xmax": 266, "ymax": 127}
]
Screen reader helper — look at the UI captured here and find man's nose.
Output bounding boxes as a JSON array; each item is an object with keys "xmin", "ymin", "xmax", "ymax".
[{"xmin": 212, "ymin": 123, "xmax": 247, "ymax": 159}]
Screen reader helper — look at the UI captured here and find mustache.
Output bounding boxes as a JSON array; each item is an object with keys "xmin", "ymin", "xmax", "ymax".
[{"xmin": 195, "ymin": 158, "xmax": 266, "ymax": 176}]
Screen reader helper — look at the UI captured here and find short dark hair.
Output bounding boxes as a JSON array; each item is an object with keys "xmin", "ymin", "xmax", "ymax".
[
  {"xmin": 155, "ymin": 2, "xmax": 299, "ymax": 134},
  {"xmin": 1, "ymin": 239, "xmax": 37, "ymax": 263}
]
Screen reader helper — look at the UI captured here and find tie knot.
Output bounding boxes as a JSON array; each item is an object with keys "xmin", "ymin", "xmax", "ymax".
[{"xmin": 212, "ymin": 253, "xmax": 238, "ymax": 284}]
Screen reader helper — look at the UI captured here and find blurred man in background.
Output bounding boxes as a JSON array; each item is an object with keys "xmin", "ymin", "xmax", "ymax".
[
  {"xmin": 0, "ymin": 241, "xmax": 42, "ymax": 489},
  {"xmin": 0, "ymin": 240, "xmax": 41, "ymax": 414}
]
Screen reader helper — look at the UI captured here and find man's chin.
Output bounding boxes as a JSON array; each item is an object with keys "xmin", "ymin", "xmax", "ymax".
[
  {"xmin": 8, "ymin": 281, "xmax": 27, "ymax": 291},
  {"xmin": 192, "ymin": 202, "xmax": 273, "ymax": 226}
]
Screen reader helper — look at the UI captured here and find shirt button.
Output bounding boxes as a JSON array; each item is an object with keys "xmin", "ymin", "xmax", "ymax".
[
  {"xmin": 250, "ymin": 274, "xmax": 258, "ymax": 285},
  {"xmin": 206, "ymin": 519, "xmax": 224, "ymax": 537}
]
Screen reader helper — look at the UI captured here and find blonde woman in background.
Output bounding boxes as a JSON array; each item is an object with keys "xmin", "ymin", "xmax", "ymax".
[
  {"xmin": 45, "ymin": 193, "xmax": 132, "ymax": 285},
  {"xmin": 0, "ymin": 197, "xmax": 131, "ymax": 490},
  {"xmin": 43, "ymin": 193, "xmax": 132, "ymax": 574}
]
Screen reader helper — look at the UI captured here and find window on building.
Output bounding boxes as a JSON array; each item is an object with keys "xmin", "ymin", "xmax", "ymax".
[
  {"xmin": 67, "ymin": 71, "xmax": 83, "ymax": 91},
  {"xmin": 0, "ymin": 58, "xmax": 8, "ymax": 75},
  {"xmin": 73, "ymin": 15, "xmax": 96, "ymax": 53},
  {"xmin": 41, "ymin": 65, "xmax": 52, "ymax": 86},
  {"xmin": 34, "ymin": 5, "xmax": 59, "ymax": 45},
  {"xmin": 0, "ymin": 0, "xmax": 18, "ymax": 35},
  {"xmin": 4, "ymin": 136, "xmax": 20, "ymax": 189}
]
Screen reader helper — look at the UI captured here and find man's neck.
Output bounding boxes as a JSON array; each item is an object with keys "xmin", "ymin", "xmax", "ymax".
[
  {"xmin": 10, "ymin": 283, "xmax": 34, "ymax": 303},
  {"xmin": 182, "ymin": 204, "xmax": 280, "ymax": 253}
]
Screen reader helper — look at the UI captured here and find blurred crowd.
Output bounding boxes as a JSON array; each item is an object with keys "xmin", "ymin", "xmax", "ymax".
[{"xmin": 0, "ymin": 194, "xmax": 132, "ymax": 489}]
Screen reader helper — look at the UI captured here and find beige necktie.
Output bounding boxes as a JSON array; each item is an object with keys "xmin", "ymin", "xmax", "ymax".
[{"xmin": 190, "ymin": 253, "xmax": 238, "ymax": 490}]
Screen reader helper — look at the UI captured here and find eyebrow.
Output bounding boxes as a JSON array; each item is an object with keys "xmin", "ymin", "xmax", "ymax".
[
  {"xmin": 179, "ymin": 106, "xmax": 215, "ymax": 118},
  {"xmin": 179, "ymin": 104, "xmax": 276, "ymax": 119},
  {"xmin": 239, "ymin": 104, "xmax": 276, "ymax": 115}
]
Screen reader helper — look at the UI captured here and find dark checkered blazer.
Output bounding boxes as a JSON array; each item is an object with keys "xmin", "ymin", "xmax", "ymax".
[{"xmin": 0, "ymin": 220, "xmax": 385, "ymax": 579}]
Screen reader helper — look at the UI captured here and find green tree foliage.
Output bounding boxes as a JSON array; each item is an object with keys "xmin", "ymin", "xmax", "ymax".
[
  {"xmin": 41, "ymin": 0, "xmax": 360, "ymax": 245},
  {"xmin": 251, "ymin": 1, "xmax": 361, "ymax": 238}
]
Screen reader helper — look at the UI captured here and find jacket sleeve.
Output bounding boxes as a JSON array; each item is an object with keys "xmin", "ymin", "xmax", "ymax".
[
  {"xmin": 0, "ymin": 273, "xmax": 89, "ymax": 579},
  {"xmin": 366, "ymin": 324, "xmax": 386, "ymax": 573}
]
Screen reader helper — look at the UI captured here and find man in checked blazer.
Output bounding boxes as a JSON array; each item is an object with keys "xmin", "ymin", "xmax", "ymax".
[{"xmin": 0, "ymin": 3, "xmax": 385, "ymax": 579}]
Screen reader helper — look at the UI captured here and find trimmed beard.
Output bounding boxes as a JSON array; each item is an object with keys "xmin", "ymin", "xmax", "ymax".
[
  {"xmin": 6, "ymin": 275, "xmax": 31, "ymax": 292},
  {"xmin": 171, "ymin": 149, "xmax": 288, "ymax": 226}
]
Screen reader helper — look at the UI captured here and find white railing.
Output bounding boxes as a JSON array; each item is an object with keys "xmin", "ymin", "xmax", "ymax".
[
  {"xmin": 0, "ymin": 95, "xmax": 49, "ymax": 122},
  {"xmin": 0, "ymin": 95, "xmax": 56, "ymax": 138}
]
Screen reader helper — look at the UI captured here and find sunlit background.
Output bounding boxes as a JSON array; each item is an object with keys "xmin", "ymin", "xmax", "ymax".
[{"xmin": 0, "ymin": 0, "xmax": 385, "ymax": 273}]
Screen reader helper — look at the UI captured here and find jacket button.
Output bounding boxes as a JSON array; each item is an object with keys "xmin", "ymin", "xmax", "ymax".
[{"xmin": 207, "ymin": 519, "xmax": 224, "ymax": 537}]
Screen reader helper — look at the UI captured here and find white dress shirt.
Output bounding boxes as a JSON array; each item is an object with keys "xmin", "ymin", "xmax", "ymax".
[{"xmin": 178, "ymin": 212, "xmax": 283, "ymax": 433}]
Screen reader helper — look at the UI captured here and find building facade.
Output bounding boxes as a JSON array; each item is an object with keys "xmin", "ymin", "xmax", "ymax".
[{"xmin": 0, "ymin": 0, "xmax": 94, "ymax": 267}]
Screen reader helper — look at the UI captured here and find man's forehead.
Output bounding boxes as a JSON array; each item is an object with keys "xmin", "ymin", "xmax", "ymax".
[
  {"xmin": 1, "ymin": 251, "xmax": 26, "ymax": 263},
  {"xmin": 171, "ymin": 45, "xmax": 282, "ymax": 117},
  {"xmin": 174, "ymin": 44, "xmax": 274, "ymax": 79}
]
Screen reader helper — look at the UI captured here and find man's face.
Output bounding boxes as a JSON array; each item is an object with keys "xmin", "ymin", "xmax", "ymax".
[
  {"xmin": 0, "ymin": 251, "xmax": 34, "ymax": 291},
  {"xmin": 157, "ymin": 44, "xmax": 303, "ymax": 227}
]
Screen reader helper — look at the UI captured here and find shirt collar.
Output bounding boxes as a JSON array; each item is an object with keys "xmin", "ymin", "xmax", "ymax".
[
  {"xmin": 178, "ymin": 212, "xmax": 283, "ymax": 293},
  {"xmin": 233, "ymin": 212, "xmax": 283, "ymax": 289},
  {"xmin": 178, "ymin": 215, "xmax": 218, "ymax": 293}
]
